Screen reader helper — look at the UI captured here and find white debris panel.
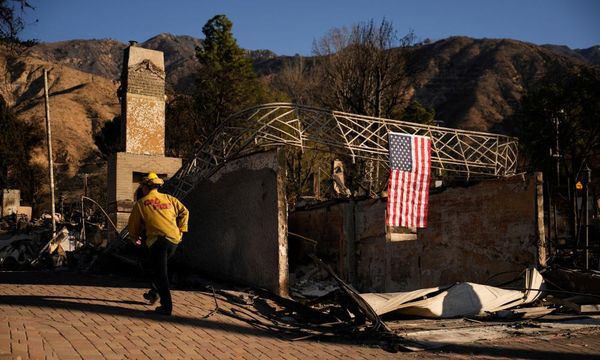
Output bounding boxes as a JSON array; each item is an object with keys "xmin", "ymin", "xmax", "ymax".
[{"xmin": 360, "ymin": 268, "xmax": 544, "ymax": 318}]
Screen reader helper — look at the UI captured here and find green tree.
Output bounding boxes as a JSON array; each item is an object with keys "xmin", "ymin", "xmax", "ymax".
[
  {"xmin": 402, "ymin": 100, "xmax": 435, "ymax": 125},
  {"xmin": 0, "ymin": 95, "xmax": 43, "ymax": 203},
  {"xmin": 165, "ymin": 95, "xmax": 198, "ymax": 157},
  {"xmin": 193, "ymin": 14, "xmax": 264, "ymax": 140},
  {"xmin": 517, "ymin": 67, "xmax": 600, "ymax": 251},
  {"xmin": 166, "ymin": 15, "xmax": 287, "ymax": 157},
  {"xmin": 517, "ymin": 67, "xmax": 600, "ymax": 182}
]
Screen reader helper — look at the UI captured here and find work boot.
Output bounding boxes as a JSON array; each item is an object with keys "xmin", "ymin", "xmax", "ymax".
[
  {"xmin": 154, "ymin": 306, "xmax": 172, "ymax": 316},
  {"xmin": 143, "ymin": 291, "xmax": 159, "ymax": 305}
]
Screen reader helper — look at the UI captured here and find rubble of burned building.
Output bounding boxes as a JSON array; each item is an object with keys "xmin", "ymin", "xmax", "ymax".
[{"xmin": 0, "ymin": 187, "xmax": 121, "ymax": 271}]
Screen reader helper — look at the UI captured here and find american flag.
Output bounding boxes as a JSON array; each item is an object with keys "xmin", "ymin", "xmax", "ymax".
[{"xmin": 386, "ymin": 132, "xmax": 431, "ymax": 228}]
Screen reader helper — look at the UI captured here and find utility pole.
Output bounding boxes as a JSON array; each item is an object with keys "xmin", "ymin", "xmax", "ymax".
[
  {"xmin": 547, "ymin": 110, "xmax": 561, "ymax": 259},
  {"xmin": 553, "ymin": 110, "xmax": 562, "ymax": 188},
  {"xmin": 584, "ymin": 163, "xmax": 591, "ymax": 270},
  {"xmin": 43, "ymin": 69, "xmax": 56, "ymax": 235}
]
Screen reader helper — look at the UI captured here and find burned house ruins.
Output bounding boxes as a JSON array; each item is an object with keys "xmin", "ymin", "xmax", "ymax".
[
  {"xmin": 99, "ymin": 44, "xmax": 554, "ymax": 298},
  {"xmin": 1, "ymin": 43, "xmax": 586, "ymax": 306}
]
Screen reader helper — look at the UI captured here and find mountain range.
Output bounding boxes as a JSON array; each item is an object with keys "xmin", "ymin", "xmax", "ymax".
[{"xmin": 0, "ymin": 33, "xmax": 598, "ymax": 205}]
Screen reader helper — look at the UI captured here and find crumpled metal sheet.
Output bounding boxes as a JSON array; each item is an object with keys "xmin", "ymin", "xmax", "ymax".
[{"xmin": 360, "ymin": 267, "xmax": 544, "ymax": 318}]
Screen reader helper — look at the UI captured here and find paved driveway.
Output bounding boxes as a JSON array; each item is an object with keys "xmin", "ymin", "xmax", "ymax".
[{"xmin": 1, "ymin": 272, "xmax": 599, "ymax": 359}]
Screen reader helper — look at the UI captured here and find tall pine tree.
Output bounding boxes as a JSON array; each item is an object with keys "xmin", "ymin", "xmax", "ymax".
[
  {"xmin": 193, "ymin": 14, "xmax": 262, "ymax": 139},
  {"xmin": 166, "ymin": 15, "xmax": 287, "ymax": 156}
]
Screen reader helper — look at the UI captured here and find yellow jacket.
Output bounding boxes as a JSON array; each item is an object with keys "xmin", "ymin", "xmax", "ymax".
[{"xmin": 128, "ymin": 189, "xmax": 189, "ymax": 247}]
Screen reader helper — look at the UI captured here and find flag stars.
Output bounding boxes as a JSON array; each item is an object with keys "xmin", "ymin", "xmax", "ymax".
[{"xmin": 389, "ymin": 133, "xmax": 413, "ymax": 171}]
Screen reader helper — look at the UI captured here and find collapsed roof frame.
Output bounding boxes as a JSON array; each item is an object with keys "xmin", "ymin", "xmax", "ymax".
[{"xmin": 163, "ymin": 102, "xmax": 519, "ymax": 199}]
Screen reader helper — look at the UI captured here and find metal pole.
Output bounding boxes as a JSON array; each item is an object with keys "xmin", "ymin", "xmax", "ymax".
[
  {"xmin": 584, "ymin": 163, "xmax": 591, "ymax": 270},
  {"xmin": 43, "ymin": 69, "xmax": 56, "ymax": 235},
  {"xmin": 80, "ymin": 195, "xmax": 86, "ymax": 245},
  {"xmin": 554, "ymin": 110, "xmax": 562, "ymax": 188}
]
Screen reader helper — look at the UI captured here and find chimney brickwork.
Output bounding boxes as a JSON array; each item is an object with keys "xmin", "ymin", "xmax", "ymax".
[
  {"xmin": 107, "ymin": 45, "xmax": 182, "ymax": 237},
  {"xmin": 122, "ymin": 46, "xmax": 166, "ymax": 156}
]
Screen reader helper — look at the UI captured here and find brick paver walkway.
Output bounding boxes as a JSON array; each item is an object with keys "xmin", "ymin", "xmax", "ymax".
[{"xmin": 1, "ymin": 271, "xmax": 599, "ymax": 359}]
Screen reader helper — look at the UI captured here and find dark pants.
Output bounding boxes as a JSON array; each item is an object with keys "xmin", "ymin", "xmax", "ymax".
[{"xmin": 148, "ymin": 237, "xmax": 178, "ymax": 311}]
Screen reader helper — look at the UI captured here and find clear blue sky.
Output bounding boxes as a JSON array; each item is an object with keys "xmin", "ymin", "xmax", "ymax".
[{"xmin": 20, "ymin": 0, "xmax": 600, "ymax": 55}]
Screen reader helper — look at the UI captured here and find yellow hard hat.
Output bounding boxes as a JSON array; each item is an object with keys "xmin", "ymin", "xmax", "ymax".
[{"xmin": 143, "ymin": 172, "xmax": 164, "ymax": 186}]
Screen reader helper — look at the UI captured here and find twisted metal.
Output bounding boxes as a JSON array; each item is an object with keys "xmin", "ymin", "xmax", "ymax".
[{"xmin": 162, "ymin": 103, "xmax": 519, "ymax": 199}]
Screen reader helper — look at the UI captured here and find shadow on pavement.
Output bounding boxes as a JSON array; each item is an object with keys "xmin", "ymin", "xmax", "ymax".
[
  {"xmin": 0, "ymin": 293, "xmax": 322, "ymax": 341},
  {"xmin": 0, "ymin": 292, "xmax": 424, "ymax": 353},
  {"xmin": 0, "ymin": 271, "xmax": 147, "ymax": 288},
  {"xmin": 1, "ymin": 294, "xmax": 598, "ymax": 359},
  {"xmin": 38, "ymin": 295, "xmax": 147, "ymax": 306}
]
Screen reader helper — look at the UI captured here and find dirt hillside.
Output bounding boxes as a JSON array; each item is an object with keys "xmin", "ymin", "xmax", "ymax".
[{"xmin": 0, "ymin": 46, "xmax": 120, "ymax": 205}]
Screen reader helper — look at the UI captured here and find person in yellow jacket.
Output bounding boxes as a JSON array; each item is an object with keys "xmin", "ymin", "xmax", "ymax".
[{"xmin": 128, "ymin": 172, "xmax": 189, "ymax": 316}]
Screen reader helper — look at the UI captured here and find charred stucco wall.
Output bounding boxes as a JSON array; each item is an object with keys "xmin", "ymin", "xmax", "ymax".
[
  {"xmin": 175, "ymin": 149, "xmax": 288, "ymax": 296},
  {"xmin": 121, "ymin": 46, "xmax": 165, "ymax": 156},
  {"xmin": 411, "ymin": 174, "xmax": 539, "ymax": 290},
  {"xmin": 288, "ymin": 202, "xmax": 355, "ymax": 281},
  {"xmin": 290, "ymin": 174, "xmax": 542, "ymax": 292}
]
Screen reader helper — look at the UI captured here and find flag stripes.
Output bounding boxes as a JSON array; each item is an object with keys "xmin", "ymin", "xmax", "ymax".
[{"xmin": 386, "ymin": 133, "xmax": 431, "ymax": 228}]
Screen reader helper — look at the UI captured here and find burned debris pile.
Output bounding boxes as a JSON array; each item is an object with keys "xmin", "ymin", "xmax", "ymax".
[
  {"xmin": 174, "ymin": 254, "xmax": 600, "ymax": 352},
  {"xmin": 0, "ymin": 202, "xmax": 112, "ymax": 272},
  {"xmin": 279, "ymin": 231, "xmax": 600, "ymax": 350}
]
